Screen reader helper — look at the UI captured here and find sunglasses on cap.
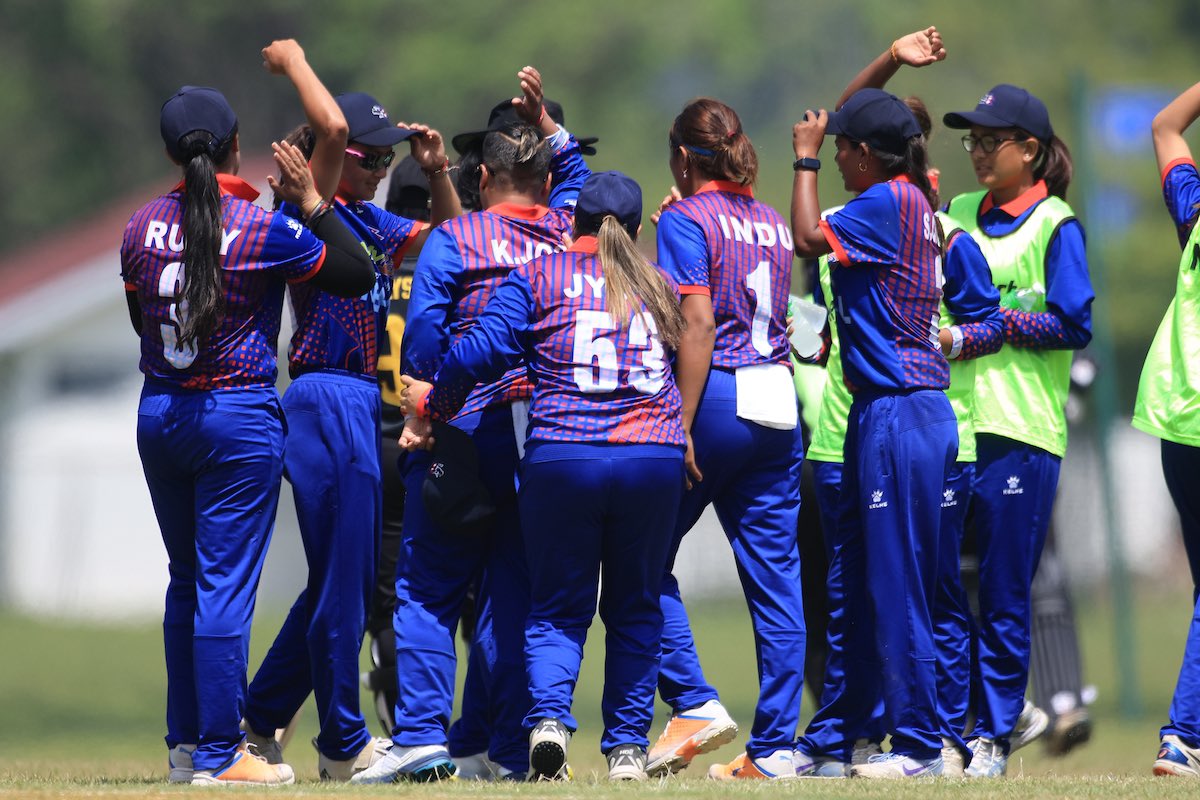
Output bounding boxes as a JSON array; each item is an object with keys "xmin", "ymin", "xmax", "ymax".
[
  {"xmin": 345, "ymin": 146, "xmax": 396, "ymax": 171},
  {"xmin": 960, "ymin": 134, "xmax": 1027, "ymax": 154}
]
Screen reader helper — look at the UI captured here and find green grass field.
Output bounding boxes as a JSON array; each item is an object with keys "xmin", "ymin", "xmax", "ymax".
[{"xmin": 0, "ymin": 584, "xmax": 1196, "ymax": 798}]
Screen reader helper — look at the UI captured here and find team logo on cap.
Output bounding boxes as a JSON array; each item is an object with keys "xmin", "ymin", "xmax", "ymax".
[
  {"xmin": 372, "ymin": 104, "xmax": 387, "ymax": 119},
  {"xmin": 980, "ymin": 93, "xmax": 994, "ymax": 106}
]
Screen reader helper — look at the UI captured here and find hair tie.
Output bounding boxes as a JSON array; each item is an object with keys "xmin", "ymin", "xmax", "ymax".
[{"xmin": 727, "ymin": 129, "xmax": 737, "ymax": 139}]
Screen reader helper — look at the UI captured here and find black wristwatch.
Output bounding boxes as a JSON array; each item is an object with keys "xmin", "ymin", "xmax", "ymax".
[{"xmin": 793, "ymin": 157, "xmax": 821, "ymax": 172}]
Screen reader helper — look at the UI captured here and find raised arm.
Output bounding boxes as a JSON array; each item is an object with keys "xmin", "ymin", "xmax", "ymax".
[
  {"xmin": 261, "ymin": 39, "xmax": 347, "ymax": 202},
  {"xmin": 834, "ymin": 26, "xmax": 947, "ymax": 110},
  {"xmin": 790, "ymin": 110, "xmax": 833, "ymax": 258},
  {"xmin": 1152, "ymin": 81, "xmax": 1200, "ymax": 176}
]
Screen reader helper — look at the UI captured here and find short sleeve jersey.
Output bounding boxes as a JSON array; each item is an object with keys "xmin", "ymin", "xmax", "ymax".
[
  {"xmin": 120, "ymin": 175, "xmax": 325, "ymax": 390},
  {"xmin": 819, "ymin": 177, "xmax": 948, "ymax": 392},
  {"xmin": 284, "ymin": 198, "xmax": 423, "ymax": 377},
  {"xmin": 656, "ymin": 181, "xmax": 793, "ymax": 370},
  {"xmin": 403, "ymin": 203, "xmax": 576, "ymax": 418}
]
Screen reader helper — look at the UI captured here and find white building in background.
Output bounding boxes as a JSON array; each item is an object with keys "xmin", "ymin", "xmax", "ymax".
[{"xmin": 0, "ymin": 166, "xmax": 1183, "ymax": 621}]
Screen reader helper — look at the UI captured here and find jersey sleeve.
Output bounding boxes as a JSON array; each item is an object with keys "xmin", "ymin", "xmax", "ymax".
[
  {"xmin": 818, "ymin": 185, "xmax": 901, "ymax": 267},
  {"xmin": 401, "ymin": 226, "xmax": 464, "ymax": 381},
  {"xmin": 546, "ymin": 126, "xmax": 592, "ymax": 210},
  {"xmin": 120, "ymin": 213, "xmax": 143, "ymax": 285},
  {"xmin": 358, "ymin": 203, "xmax": 427, "ymax": 267},
  {"xmin": 1003, "ymin": 219, "xmax": 1093, "ymax": 350},
  {"xmin": 656, "ymin": 209, "xmax": 710, "ymax": 295},
  {"xmin": 262, "ymin": 213, "xmax": 328, "ymax": 283},
  {"xmin": 427, "ymin": 265, "xmax": 535, "ymax": 420},
  {"xmin": 1162, "ymin": 159, "xmax": 1200, "ymax": 247},
  {"xmin": 942, "ymin": 230, "xmax": 1003, "ymax": 360}
]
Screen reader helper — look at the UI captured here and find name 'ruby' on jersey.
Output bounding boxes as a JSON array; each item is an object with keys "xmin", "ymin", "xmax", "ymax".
[
  {"xmin": 427, "ymin": 239, "xmax": 685, "ymax": 446},
  {"xmin": 819, "ymin": 177, "xmax": 949, "ymax": 393},
  {"xmin": 120, "ymin": 175, "xmax": 326, "ymax": 390},
  {"xmin": 284, "ymin": 198, "xmax": 422, "ymax": 377},
  {"xmin": 656, "ymin": 181, "xmax": 794, "ymax": 369}
]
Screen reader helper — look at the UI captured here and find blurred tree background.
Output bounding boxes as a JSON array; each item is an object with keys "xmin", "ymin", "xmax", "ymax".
[{"xmin": 2, "ymin": 0, "xmax": 1199, "ymax": 407}]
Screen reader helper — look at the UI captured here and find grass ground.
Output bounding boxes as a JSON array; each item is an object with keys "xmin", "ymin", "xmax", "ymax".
[{"xmin": 0, "ymin": 583, "xmax": 1195, "ymax": 797}]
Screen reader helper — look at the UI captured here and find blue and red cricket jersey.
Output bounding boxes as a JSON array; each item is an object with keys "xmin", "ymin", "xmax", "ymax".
[
  {"xmin": 820, "ymin": 176, "xmax": 948, "ymax": 392},
  {"xmin": 426, "ymin": 237, "xmax": 685, "ymax": 447},
  {"xmin": 656, "ymin": 181, "xmax": 793, "ymax": 369},
  {"xmin": 284, "ymin": 198, "xmax": 424, "ymax": 376},
  {"xmin": 120, "ymin": 174, "xmax": 326, "ymax": 389},
  {"xmin": 402, "ymin": 131, "xmax": 590, "ymax": 418}
]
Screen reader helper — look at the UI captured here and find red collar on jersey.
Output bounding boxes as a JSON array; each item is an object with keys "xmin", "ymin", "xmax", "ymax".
[
  {"xmin": 891, "ymin": 173, "xmax": 912, "ymax": 184},
  {"xmin": 171, "ymin": 174, "xmax": 261, "ymax": 202},
  {"xmin": 695, "ymin": 180, "xmax": 754, "ymax": 197},
  {"xmin": 981, "ymin": 179, "xmax": 1048, "ymax": 217},
  {"xmin": 568, "ymin": 235, "xmax": 598, "ymax": 253},
  {"xmin": 489, "ymin": 202, "xmax": 551, "ymax": 220}
]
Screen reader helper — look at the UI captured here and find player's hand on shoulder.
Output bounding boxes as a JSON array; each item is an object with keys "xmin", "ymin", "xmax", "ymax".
[
  {"xmin": 261, "ymin": 39, "xmax": 305, "ymax": 75},
  {"xmin": 893, "ymin": 26, "xmax": 946, "ymax": 67},
  {"xmin": 793, "ymin": 110, "xmax": 827, "ymax": 159},
  {"xmin": 650, "ymin": 187, "xmax": 683, "ymax": 226}
]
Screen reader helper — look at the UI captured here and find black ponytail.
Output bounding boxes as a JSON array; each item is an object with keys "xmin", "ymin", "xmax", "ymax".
[
  {"xmin": 178, "ymin": 129, "xmax": 234, "ymax": 348},
  {"xmin": 870, "ymin": 134, "xmax": 938, "ymax": 210}
]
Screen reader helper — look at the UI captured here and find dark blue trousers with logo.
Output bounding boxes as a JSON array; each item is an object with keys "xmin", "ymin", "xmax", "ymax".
[
  {"xmin": 934, "ymin": 462, "xmax": 974, "ymax": 753},
  {"xmin": 798, "ymin": 458, "xmax": 885, "ymax": 761},
  {"xmin": 807, "ymin": 390, "xmax": 956, "ymax": 761},
  {"xmin": 656, "ymin": 369, "xmax": 806, "ymax": 760},
  {"xmin": 391, "ymin": 403, "xmax": 531, "ymax": 774},
  {"xmin": 969, "ymin": 433, "xmax": 1061, "ymax": 745},
  {"xmin": 519, "ymin": 441, "xmax": 683, "ymax": 752},
  {"xmin": 244, "ymin": 371, "xmax": 380, "ymax": 761},
  {"xmin": 1161, "ymin": 439, "xmax": 1200, "ymax": 746},
  {"xmin": 138, "ymin": 382, "xmax": 285, "ymax": 772}
]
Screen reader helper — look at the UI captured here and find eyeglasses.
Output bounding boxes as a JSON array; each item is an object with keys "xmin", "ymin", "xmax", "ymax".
[
  {"xmin": 345, "ymin": 147, "xmax": 396, "ymax": 171},
  {"xmin": 961, "ymin": 134, "xmax": 1026, "ymax": 154}
]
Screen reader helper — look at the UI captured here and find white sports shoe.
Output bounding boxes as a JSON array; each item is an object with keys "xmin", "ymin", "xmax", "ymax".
[
  {"xmin": 941, "ymin": 738, "xmax": 965, "ymax": 778},
  {"xmin": 646, "ymin": 699, "xmax": 738, "ymax": 776},
  {"xmin": 316, "ymin": 736, "xmax": 393, "ymax": 781},
  {"xmin": 792, "ymin": 746, "xmax": 850, "ymax": 777},
  {"xmin": 964, "ymin": 738, "xmax": 1007, "ymax": 778},
  {"xmin": 850, "ymin": 752, "xmax": 943, "ymax": 779},
  {"xmin": 529, "ymin": 718, "xmax": 572, "ymax": 781},
  {"xmin": 1010, "ymin": 700, "xmax": 1050, "ymax": 752},
  {"xmin": 348, "ymin": 743, "xmax": 456, "ymax": 783},
  {"xmin": 1155, "ymin": 734, "xmax": 1200, "ymax": 777},
  {"xmin": 168, "ymin": 743, "xmax": 195, "ymax": 783},
  {"xmin": 452, "ymin": 751, "xmax": 505, "ymax": 780},
  {"xmin": 606, "ymin": 744, "xmax": 648, "ymax": 781},
  {"xmin": 191, "ymin": 743, "xmax": 295, "ymax": 786}
]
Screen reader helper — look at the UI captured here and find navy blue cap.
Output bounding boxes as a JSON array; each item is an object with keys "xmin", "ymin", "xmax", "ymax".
[
  {"xmin": 160, "ymin": 86, "xmax": 237, "ymax": 162},
  {"xmin": 575, "ymin": 171, "xmax": 643, "ymax": 235},
  {"xmin": 943, "ymin": 84, "xmax": 1054, "ymax": 142},
  {"xmin": 826, "ymin": 88, "xmax": 922, "ymax": 157},
  {"xmin": 336, "ymin": 92, "xmax": 417, "ymax": 147}
]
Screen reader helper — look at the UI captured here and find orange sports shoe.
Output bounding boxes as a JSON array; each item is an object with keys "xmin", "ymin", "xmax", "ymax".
[
  {"xmin": 191, "ymin": 742, "xmax": 295, "ymax": 786},
  {"xmin": 708, "ymin": 749, "xmax": 796, "ymax": 780},
  {"xmin": 646, "ymin": 700, "xmax": 738, "ymax": 776}
]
